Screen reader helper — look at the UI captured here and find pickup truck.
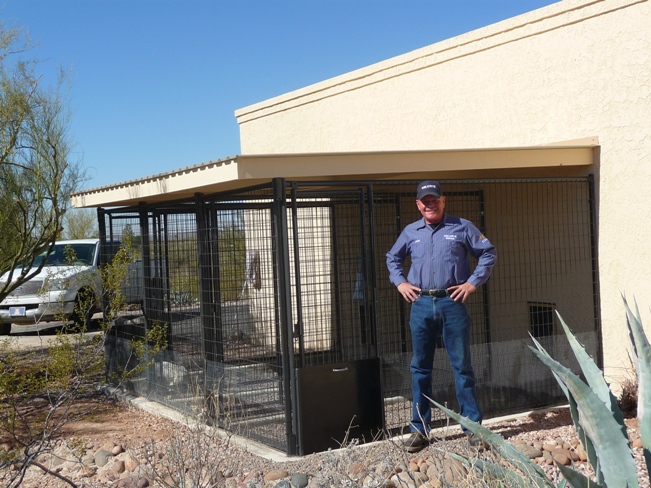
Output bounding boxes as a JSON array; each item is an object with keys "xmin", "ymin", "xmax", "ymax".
[{"xmin": 1, "ymin": 239, "xmax": 108, "ymax": 334}]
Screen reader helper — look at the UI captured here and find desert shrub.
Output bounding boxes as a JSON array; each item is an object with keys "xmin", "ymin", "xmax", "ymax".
[{"xmin": 0, "ymin": 238, "xmax": 167, "ymax": 487}]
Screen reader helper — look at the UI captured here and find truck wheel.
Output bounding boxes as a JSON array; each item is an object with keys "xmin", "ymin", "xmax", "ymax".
[{"xmin": 0, "ymin": 322, "xmax": 11, "ymax": 336}]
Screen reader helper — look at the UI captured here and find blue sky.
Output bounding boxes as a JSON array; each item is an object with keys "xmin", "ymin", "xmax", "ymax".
[{"xmin": 2, "ymin": 0, "xmax": 557, "ymax": 190}]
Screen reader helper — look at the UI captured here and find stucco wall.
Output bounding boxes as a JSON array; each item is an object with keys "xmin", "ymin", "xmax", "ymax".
[{"xmin": 236, "ymin": 0, "xmax": 651, "ymax": 387}]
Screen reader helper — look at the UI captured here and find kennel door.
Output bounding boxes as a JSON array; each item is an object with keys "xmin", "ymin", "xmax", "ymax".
[{"xmin": 296, "ymin": 357, "xmax": 384, "ymax": 455}]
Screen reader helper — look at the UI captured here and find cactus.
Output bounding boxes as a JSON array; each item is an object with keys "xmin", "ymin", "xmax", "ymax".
[{"xmin": 430, "ymin": 297, "xmax": 650, "ymax": 487}]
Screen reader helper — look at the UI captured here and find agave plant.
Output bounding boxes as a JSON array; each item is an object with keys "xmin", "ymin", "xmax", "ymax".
[
  {"xmin": 430, "ymin": 296, "xmax": 650, "ymax": 488},
  {"xmin": 624, "ymin": 297, "xmax": 651, "ymax": 477}
]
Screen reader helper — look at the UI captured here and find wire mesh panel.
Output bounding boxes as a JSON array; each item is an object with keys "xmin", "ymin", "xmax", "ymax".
[
  {"xmin": 199, "ymin": 187, "xmax": 290, "ymax": 451},
  {"xmin": 286, "ymin": 178, "xmax": 598, "ymax": 433},
  {"xmin": 375, "ymin": 179, "xmax": 597, "ymax": 430},
  {"xmin": 100, "ymin": 205, "xmax": 210, "ymax": 416},
  {"xmin": 101, "ymin": 176, "xmax": 599, "ymax": 454},
  {"xmin": 100, "ymin": 187, "xmax": 291, "ymax": 451}
]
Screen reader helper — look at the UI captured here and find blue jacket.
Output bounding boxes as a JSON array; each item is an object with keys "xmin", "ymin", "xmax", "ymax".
[{"xmin": 386, "ymin": 214, "xmax": 496, "ymax": 290}]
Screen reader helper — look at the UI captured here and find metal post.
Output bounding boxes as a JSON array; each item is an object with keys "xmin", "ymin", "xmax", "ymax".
[
  {"xmin": 289, "ymin": 183, "xmax": 305, "ymax": 368},
  {"xmin": 365, "ymin": 184, "xmax": 379, "ymax": 357},
  {"xmin": 272, "ymin": 178, "xmax": 299, "ymax": 455},
  {"xmin": 196, "ymin": 195, "xmax": 223, "ymax": 363},
  {"xmin": 138, "ymin": 203, "xmax": 152, "ymax": 328},
  {"xmin": 587, "ymin": 173, "xmax": 603, "ymax": 368}
]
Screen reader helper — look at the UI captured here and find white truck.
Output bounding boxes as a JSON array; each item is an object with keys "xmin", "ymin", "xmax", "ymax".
[{"xmin": 0, "ymin": 238, "xmax": 144, "ymax": 335}]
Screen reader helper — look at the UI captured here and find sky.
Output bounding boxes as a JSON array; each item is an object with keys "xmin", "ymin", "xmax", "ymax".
[{"xmin": 2, "ymin": 0, "xmax": 558, "ymax": 191}]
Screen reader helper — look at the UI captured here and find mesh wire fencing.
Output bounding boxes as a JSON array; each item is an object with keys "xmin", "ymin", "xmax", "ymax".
[{"xmin": 101, "ymin": 176, "xmax": 599, "ymax": 454}]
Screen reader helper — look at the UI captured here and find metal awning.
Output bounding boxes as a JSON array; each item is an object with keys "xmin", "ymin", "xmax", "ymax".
[{"xmin": 71, "ymin": 137, "xmax": 598, "ymax": 208}]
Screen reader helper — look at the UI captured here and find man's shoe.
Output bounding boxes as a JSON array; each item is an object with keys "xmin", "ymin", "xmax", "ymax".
[
  {"xmin": 467, "ymin": 432, "xmax": 489, "ymax": 450},
  {"xmin": 402, "ymin": 432, "xmax": 428, "ymax": 453}
]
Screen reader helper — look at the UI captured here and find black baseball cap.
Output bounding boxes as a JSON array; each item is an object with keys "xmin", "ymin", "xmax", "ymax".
[{"xmin": 416, "ymin": 180, "xmax": 443, "ymax": 200}]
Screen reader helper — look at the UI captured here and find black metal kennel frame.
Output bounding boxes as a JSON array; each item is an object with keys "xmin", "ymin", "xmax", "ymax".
[{"xmin": 99, "ymin": 176, "xmax": 601, "ymax": 455}]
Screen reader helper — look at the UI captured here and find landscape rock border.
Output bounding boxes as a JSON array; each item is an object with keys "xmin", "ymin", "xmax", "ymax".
[{"xmin": 11, "ymin": 389, "xmax": 649, "ymax": 488}]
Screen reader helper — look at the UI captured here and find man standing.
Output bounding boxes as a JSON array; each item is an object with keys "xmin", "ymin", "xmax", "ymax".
[{"xmin": 386, "ymin": 180, "xmax": 496, "ymax": 452}]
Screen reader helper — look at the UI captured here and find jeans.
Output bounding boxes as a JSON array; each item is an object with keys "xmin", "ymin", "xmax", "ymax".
[{"xmin": 409, "ymin": 295, "xmax": 482, "ymax": 434}]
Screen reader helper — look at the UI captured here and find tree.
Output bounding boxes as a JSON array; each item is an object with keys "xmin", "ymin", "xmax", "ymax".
[
  {"xmin": 61, "ymin": 208, "xmax": 98, "ymax": 240},
  {"xmin": 0, "ymin": 21, "xmax": 85, "ymax": 303}
]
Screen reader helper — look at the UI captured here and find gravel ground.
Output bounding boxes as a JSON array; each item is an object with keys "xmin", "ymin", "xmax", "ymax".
[
  {"xmin": 7, "ymin": 397, "xmax": 649, "ymax": 488},
  {"xmin": 3, "ymin": 331, "xmax": 647, "ymax": 486}
]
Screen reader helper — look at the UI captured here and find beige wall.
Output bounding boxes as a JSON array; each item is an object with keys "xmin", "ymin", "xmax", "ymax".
[{"xmin": 236, "ymin": 0, "xmax": 651, "ymax": 387}]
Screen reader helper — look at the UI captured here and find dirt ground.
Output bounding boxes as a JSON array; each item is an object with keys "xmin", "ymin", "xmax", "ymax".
[
  {"xmin": 1, "ymin": 330, "xmax": 648, "ymax": 487},
  {"xmin": 12, "ymin": 392, "xmax": 647, "ymax": 488}
]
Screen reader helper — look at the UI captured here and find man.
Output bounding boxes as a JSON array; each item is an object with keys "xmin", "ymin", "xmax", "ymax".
[{"xmin": 386, "ymin": 180, "xmax": 496, "ymax": 452}]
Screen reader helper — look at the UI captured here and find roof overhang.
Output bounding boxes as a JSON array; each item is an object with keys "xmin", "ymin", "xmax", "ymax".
[{"xmin": 71, "ymin": 137, "xmax": 598, "ymax": 208}]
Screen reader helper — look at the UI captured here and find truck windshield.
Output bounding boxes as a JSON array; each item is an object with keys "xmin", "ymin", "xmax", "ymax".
[{"xmin": 35, "ymin": 244, "xmax": 97, "ymax": 267}]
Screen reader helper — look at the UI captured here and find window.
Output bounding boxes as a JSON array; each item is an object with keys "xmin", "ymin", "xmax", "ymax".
[{"xmin": 529, "ymin": 302, "xmax": 555, "ymax": 338}]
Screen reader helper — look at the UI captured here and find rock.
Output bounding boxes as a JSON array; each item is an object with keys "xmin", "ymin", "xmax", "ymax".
[
  {"xmin": 427, "ymin": 478, "xmax": 442, "ymax": 488},
  {"xmin": 112, "ymin": 474, "xmax": 150, "ymax": 487},
  {"xmin": 79, "ymin": 465, "xmax": 98, "ymax": 478},
  {"xmin": 290, "ymin": 472, "xmax": 309, "ymax": 487},
  {"xmin": 244, "ymin": 470, "xmax": 261, "ymax": 482},
  {"xmin": 95, "ymin": 448, "xmax": 114, "ymax": 467},
  {"xmin": 136, "ymin": 476, "xmax": 150, "ymax": 488},
  {"xmin": 82, "ymin": 453, "xmax": 95, "ymax": 466},
  {"xmin": 96, "ymin": 470, "xmax": 119, "ymax": 483},
  {"xmin": 276, "ymin": 481, "xmax": 292, "ymax": 488},
  {"xmin": 426, "ymin": 458, "xmax": 442, "ymax": 480},
  {"xmin": 513, "ymin": 443, "xmax": 543, "ymax": 459},
  {"xmin": 124, "ymin": 454, "xmax": 140, "ymax": 472},
  {"xmin": 392, "ymin": 470, "xmax": 428, "ymax": 487},
  {"xmin": 576, "ymin": 445, "xmax": 588, "ymax": 461},
  {"xmin": 110, "ymin": 460, "xmax": 126, "ymax": 475},
  {"xmin": 102, "ymin": 441, "xmax": 117, "ymax": 452},
  {"xmin": 133, "ymin": 464, "xmax": 152, "ymax": 478},
  {"xmin": 391, "ymin": 471, "xmax": 414, "ymax": 487},
  {"xmin": 43, "ymin": 452, "xmax": 67, "ymax": 469},
  {"xmin": 348, "ymin": 462, "xmax": 367, "ymax": 480},
  {"xmin": 264, "ymin": 469, "xmax": 289, "ymax": 481},
  {"xmin": 112, "ymin": 444, "xmax": 124, "ymax": 455},
  {"xmin": 306, "ymin": 476, "xmax": 327, "ymax": 488},
  {"xmin": 633, "ymin": 438, "xmax": 643, "ymax": 449},
  {"xmin": 552, "ymin": 451, "xmax": 571, "ymax": 466},
  {"xmin": 443, "ymin": 455, "xmax": 466, "ymax": 485},
  {"xmin": 209, "ymin": 471, "xmax": 226, "ymax": 486}
]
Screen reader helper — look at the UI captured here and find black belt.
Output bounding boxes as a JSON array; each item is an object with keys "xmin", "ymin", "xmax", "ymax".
[{"xmin": 420, "ymin": 289, "xmax": 450, "ymax": 298}]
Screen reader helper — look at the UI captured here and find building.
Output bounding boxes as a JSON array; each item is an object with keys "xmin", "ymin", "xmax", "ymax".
[{"xmin": 73, "ymin": 0, "xmax": 651, "ymax": 454}]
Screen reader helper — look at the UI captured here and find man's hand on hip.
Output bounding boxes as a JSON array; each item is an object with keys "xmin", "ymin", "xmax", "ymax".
[
  {"xmin": 448, "ymin": 282, "xmax": 477, "ymax": 303},
  {"xmin": 397, "ymin": 282, "xmax": 421, "ymax": 303}
]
